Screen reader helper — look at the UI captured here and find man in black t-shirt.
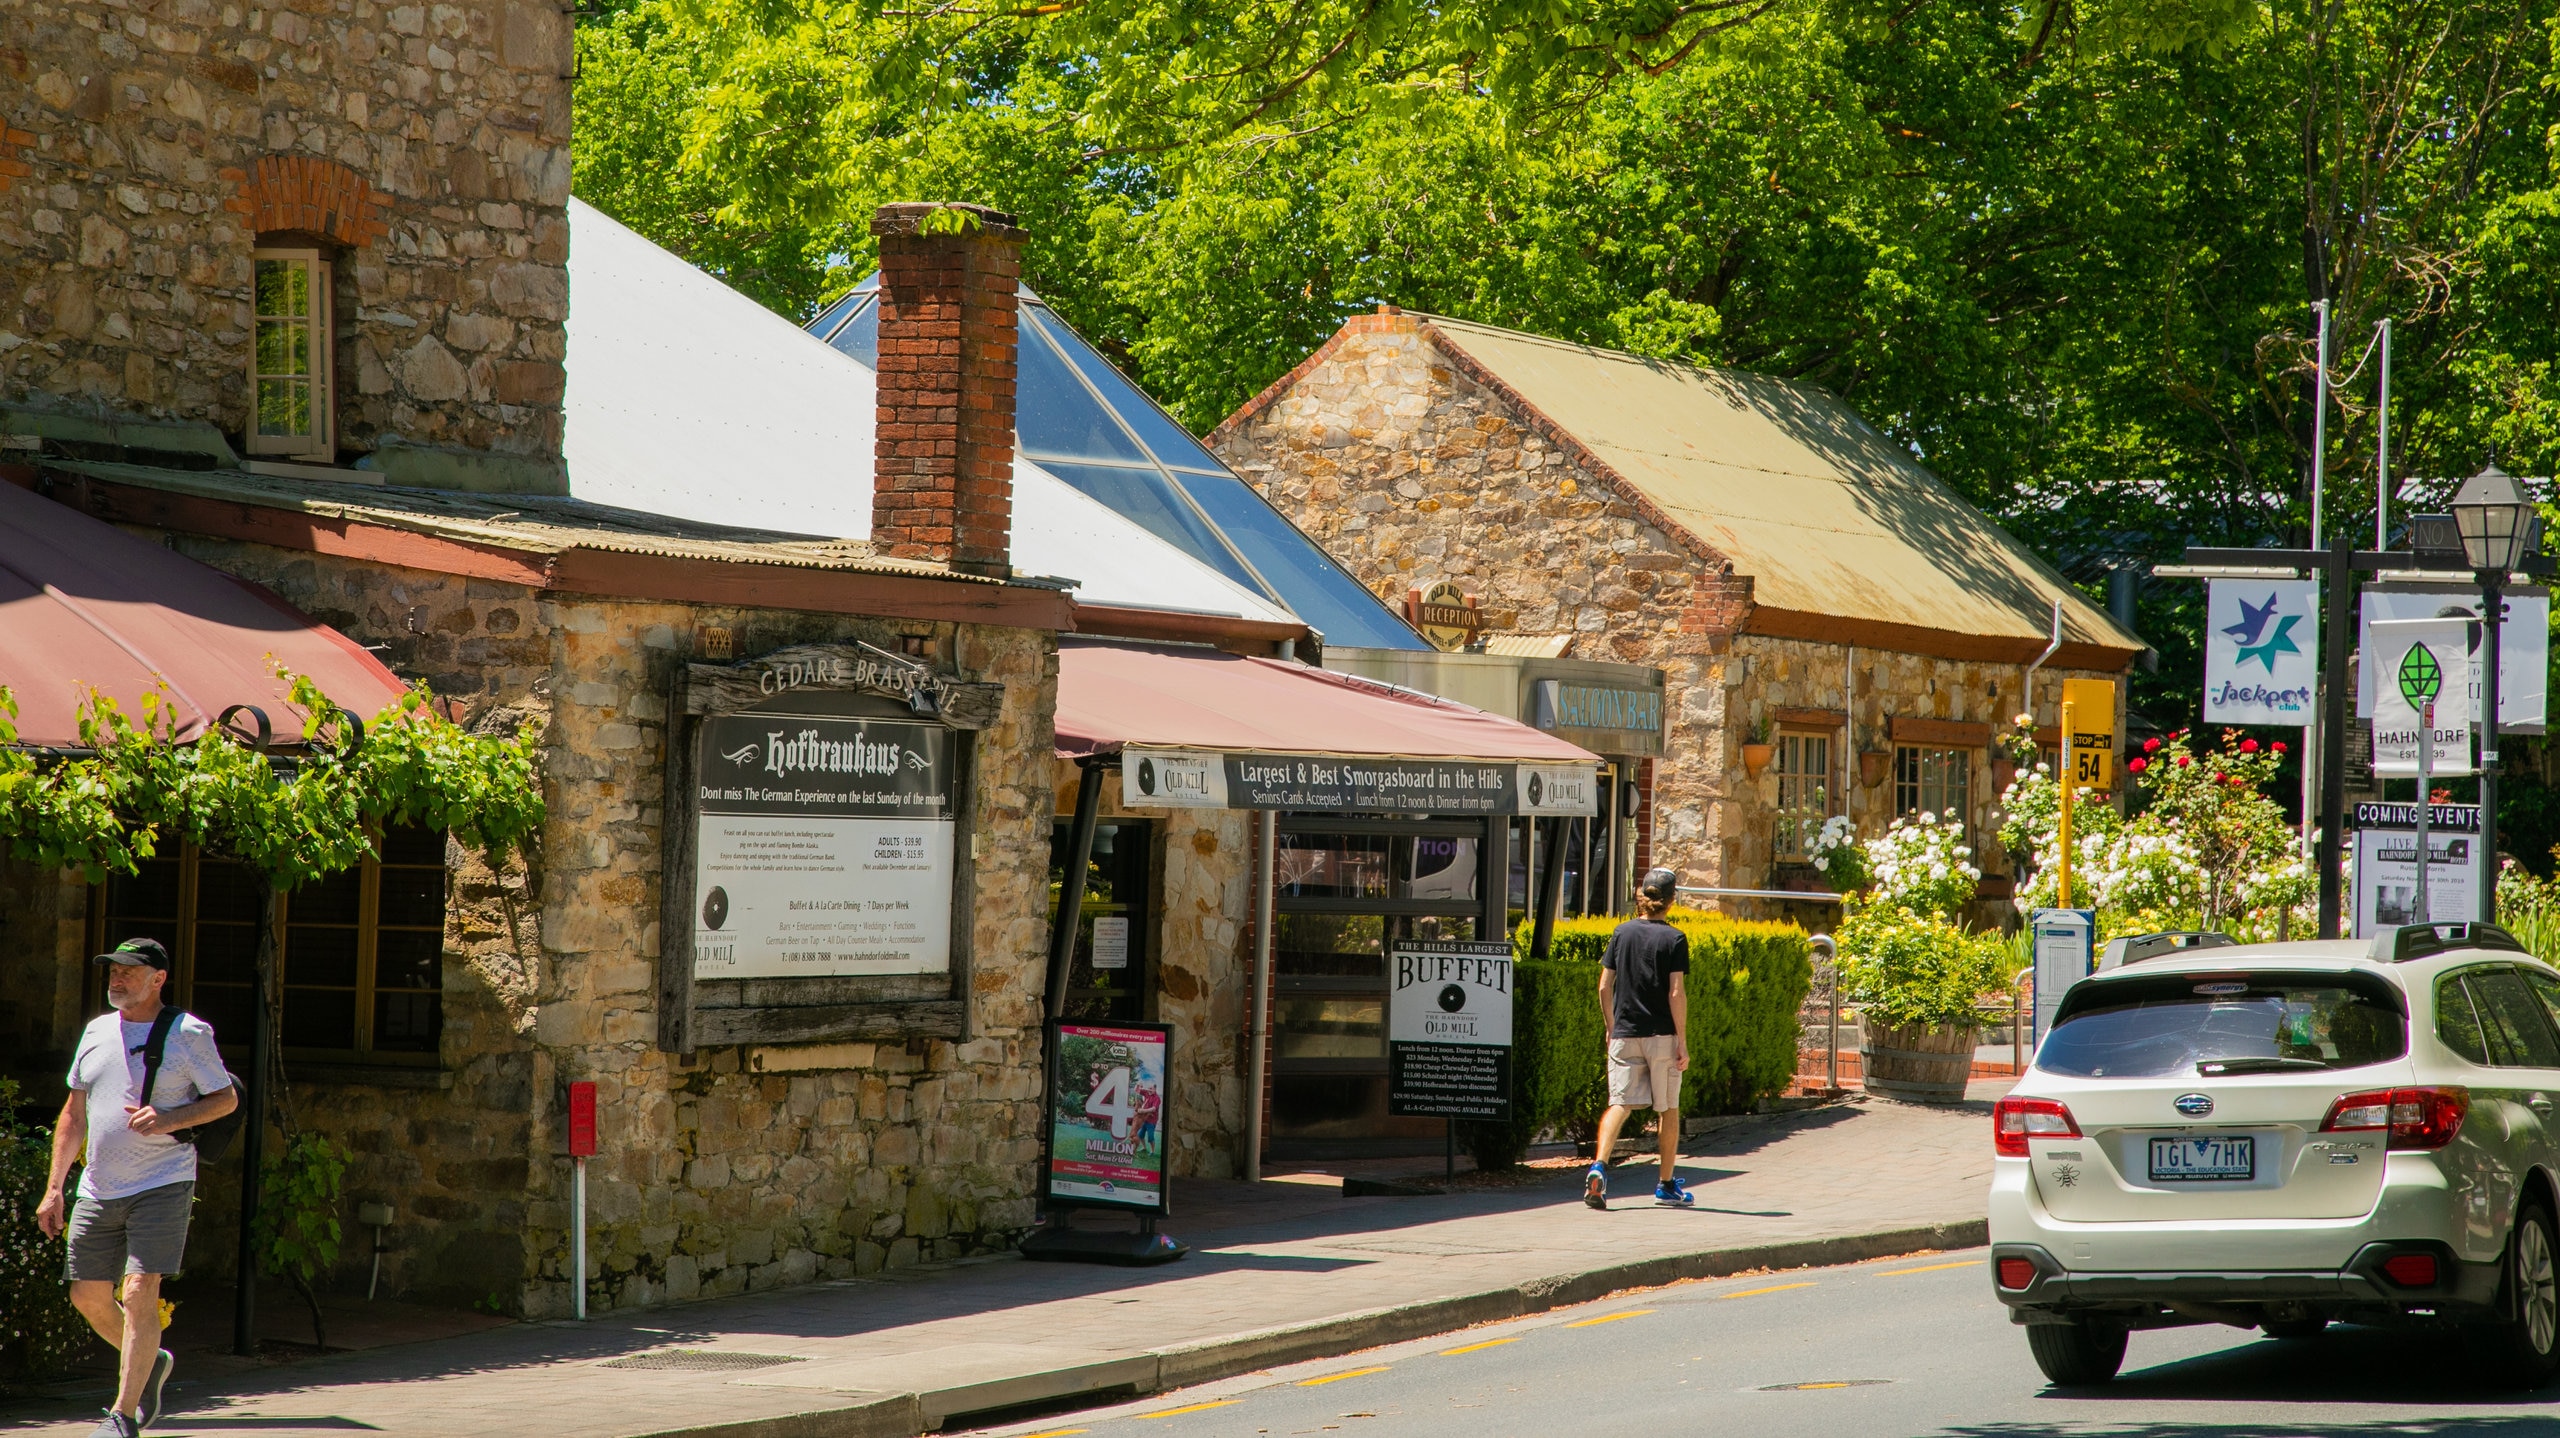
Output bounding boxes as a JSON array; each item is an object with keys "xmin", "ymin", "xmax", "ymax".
[{"xmin": 1587, "ymin": 868, "xmax": 1693, "ymax": 1210}]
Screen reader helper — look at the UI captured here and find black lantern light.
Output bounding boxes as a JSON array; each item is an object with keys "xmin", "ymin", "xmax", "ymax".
[{"xmin": 2450, "ymin": 463, "xmax": 2541, "ymax": 573}]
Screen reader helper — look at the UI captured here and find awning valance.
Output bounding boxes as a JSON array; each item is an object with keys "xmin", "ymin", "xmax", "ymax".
[
  {"xmin": 0, "ymin": 479, "xmax": 411, "ymax": 748},
  {"xmin": 1055, "ymin": 639, "xmax": 1602, "ymax": 815}
]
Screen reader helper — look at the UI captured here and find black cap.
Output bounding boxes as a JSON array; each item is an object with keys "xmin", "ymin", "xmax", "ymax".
[
  {"xmin": 93, "ymin": 937, "xmax": 172, "ymax": 972},
  {"xmin": 1639, "ymin": 867, "xmax": 1680, "ymax": 902}
]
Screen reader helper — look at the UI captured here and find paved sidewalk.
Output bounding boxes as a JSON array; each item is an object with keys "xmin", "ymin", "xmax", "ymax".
[{"xmin": 3, "ymin": 1093, "xmax": 1998, "ymax": 1438}]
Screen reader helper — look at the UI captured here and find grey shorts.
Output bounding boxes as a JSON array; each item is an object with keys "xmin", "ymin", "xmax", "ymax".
[
  {"xmin": 1606, "ymin": 1035, "xmax": 1685, "ymax": 1111},
  {"xmin": 66, "ymin": 1181, "xmax": 195, "ymax": 1282}
]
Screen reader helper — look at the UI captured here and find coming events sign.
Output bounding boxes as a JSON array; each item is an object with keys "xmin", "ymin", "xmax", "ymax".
[{"xmin": 691, "ymin": 708, "xmax": 957, "ymax": 979}]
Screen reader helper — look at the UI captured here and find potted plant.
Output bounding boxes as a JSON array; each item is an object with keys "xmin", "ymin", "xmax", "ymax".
[
  {"xmin": 1740, "ymin": 713, "xmax": 1775, "ymax": 778},
  {"xmin": 1835, "ymin": 812, "xmax": 2001, "ymax": 1104}
]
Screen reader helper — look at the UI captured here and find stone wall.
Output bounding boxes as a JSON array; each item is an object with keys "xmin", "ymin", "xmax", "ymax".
[
  {"xmin": 0, "ymin": 0, "xmax": 572, "ymax": 470},
  {"xmin": 73, "ymin": 534, "xmax": 1060, "ymax": 1316},
  {"xmin": 1212, "ymin": 312, "xmax": 2129, "ymax": 913}
]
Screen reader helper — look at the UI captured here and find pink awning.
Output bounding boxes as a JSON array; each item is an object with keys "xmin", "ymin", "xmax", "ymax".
[
  {"xmin": 0, "ymin": 479, "xmax": 411, "ymax": 748},
  {"xmin": 1056, "ymin": 640, "xmax": 1596, "ymax": 764}
]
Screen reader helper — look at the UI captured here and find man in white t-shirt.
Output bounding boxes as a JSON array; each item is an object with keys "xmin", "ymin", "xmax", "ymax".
[{"xmin": 35, "ymin": 938, "xmax": 237, "ymax": 1438}]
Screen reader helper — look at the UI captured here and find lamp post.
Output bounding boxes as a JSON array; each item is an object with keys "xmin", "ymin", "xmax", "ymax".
[{"xmin": 2450, "ymin": 463, "xmax": 2544, "ymax": 921}]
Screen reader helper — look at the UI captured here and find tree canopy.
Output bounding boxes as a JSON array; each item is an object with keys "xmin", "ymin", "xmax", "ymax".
[{"xmin": 574, "ymin": 0, "xmax": 2560, "ymax": 738}]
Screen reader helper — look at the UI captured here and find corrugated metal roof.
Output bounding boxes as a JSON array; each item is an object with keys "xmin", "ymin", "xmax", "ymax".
[
  {"xmin": 1418, "ymin": 316, "xmax": 2142, "ymax": 656},
  {"xmin": 1481, "ymin": 633, "xmax": 1577, "ymax": 658}
]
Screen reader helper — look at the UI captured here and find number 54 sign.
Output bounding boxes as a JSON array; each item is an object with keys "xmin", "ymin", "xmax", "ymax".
[{"xmin": 2064, "ymin": 678, "xmax": 2118, "ymax": 793}]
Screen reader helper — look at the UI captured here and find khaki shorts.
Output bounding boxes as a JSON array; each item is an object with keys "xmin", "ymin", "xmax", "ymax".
[
  {"xmin": 1606, "ymin": 1035, "xmax": 1685, "ymax": 1112},
  {"xmin": 66, "ymin": 1180, "xmax": 195, "ymax": 1282}
]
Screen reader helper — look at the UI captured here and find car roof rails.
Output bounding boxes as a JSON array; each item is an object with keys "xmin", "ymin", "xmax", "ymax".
[
  {"xmin": 2368, "ymin": 921, "xmax": 2532, "ymax": 963},
  {"xmin": 2098, "ymin": 931, "xmax": 2238, "ymax": 970}
]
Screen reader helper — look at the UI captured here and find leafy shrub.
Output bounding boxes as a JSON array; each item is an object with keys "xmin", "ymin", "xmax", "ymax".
[
  {"xmin": 254, "ymin": 1133, "xmax": 348, "ymax": 1351},
  {"xmin": 1, "ymin": 1078, "xmax": 91, "ymax": 1391},
  {"xmin": 1835, "ymin": 897, "xmax": 2013, "ymax": 1030},
  {"xmin": 1462, "ymin": 912, "xmax": 1811, "ymax": 1166}
]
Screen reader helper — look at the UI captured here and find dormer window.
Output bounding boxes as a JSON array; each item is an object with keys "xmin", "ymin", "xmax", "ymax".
[{"xmin": 251, "ymin": 247, "xmax": 334, "ymax": 459}]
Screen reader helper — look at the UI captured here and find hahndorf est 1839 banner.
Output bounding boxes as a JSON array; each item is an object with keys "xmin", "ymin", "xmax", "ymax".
[{"xmin": 692, "ymin": 710, "xmax": 956, "ymax": 979}]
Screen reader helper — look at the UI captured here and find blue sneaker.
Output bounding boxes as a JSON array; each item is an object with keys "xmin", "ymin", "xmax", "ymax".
[
  {"xmin": 1584, "ymin": 1163, "xmax": 1608, "ymax": 1210},
  {"xmin": 1655, "ymin": 1177, "xmax": 1694, "ymax": 1208}
]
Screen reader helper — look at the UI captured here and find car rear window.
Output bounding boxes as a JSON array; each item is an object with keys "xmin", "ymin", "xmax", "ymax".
[{"xmin": 2037, "ymin": 972, "xmax": 2408, "ymax": 1079}]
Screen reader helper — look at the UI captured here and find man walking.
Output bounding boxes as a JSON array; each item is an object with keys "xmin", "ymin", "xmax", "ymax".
[
  {"xmin": 1586, "ymin": 869, "xmax": 1693, "ymax": 1210},
  {"xmin": 35, "ymin": 938, "xmax": 238, "ymax": 1436}
]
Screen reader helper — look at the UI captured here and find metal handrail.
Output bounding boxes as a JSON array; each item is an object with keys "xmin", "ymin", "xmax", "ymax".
[{"xmin": 1675, "ymin": 885, "xmax": 1846, "ymax": 904}]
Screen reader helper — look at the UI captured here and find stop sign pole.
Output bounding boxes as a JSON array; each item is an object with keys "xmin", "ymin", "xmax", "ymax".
[{"xmin": 568, "ymin": 1081, "xmax": 597, "ymax": 1320}]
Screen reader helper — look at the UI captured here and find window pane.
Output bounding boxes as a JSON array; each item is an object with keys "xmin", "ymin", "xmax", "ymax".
[
  {"xmin": 281, "ymin": 988, "xmax": 356, "ymax": 1050},
  {"xmin": 1775, "ymin": 734, "xmax": 1831, "ymax": 858},
  {"xmin": 255, "ymin": 317, "xmax": 309, "ymax": 377},
  {"xmin": 380, "ymin": 825, "xmax": 448, "ymax": 866},
  {"xmin": 810, "ymin": 290, "xmax": 866, "ymax": 344},
  {"xmin": 291, "ymin": 868, "xmax": 362, "ymax": 925},
  {"xmin": 1403, "ymin": 834, "xmax": 1477, "ymax": 903},
  {"xmin": 2527, "ymin": 971, "xmax": 2560, "ymax": 1042},
  {"xmin": 1275, "ymin": 996, "xmax": 1383, "ymax": 1059},
  {"xmin": 372, "ymin": 991, "xmax": 442, "ymax": 1053},
  {"xmin": 2440, "ymin": 974, "xmax": 2493, "ymax": 1063},
  {"xmin": 257, "ymin": 377, "xmax": 312, "ymax": 437},
  {"xmin": 1024, "ymin": 306, "xmax": 1227, "ymax": 471},
  {"xmin": 375, "ymin": 929, "xmax": 442, "ymax": 990},
  {"xmin": 197, "ymin": 858, "xmax": 262, "ymax": 923},
  {"xmin": 190, "ymin": 982, "xmax": 255, "ymax": 1044},
  {"xmin": 1014, "ymin": 324, "xmax": 1152, "ymax": 464},
  {"xmin": 1033, "ymin": 460, "xmax": 1262, "ymax": 590},
  {"xmin": 2472, "ymin": 970, "xmax": 2560, "ymax": 1067},
  {"xmin": 255, "ymin": 258, "xmax": 309, "ymax": 318},
  {"xmin": 1278, "ymin": 833, "xmax": 1392, "ymax": 900},
  {"xmin": 284, "ymin": 924, "xmax": 359, "ymax": 986},
  {"xmin": 823, "ymin": 296, "xmax": 879, "ymax": 366},
  {"xmin": 378, "ymin": 866, "xmax": 445, "ymax": 928},
  {"xmin": 1166, "ymin": 466, "xmax": 1425, "ymax": 647},
  {"xmin": 1274, "ymin": 912, "xmax": 1384, "ymax": 980},
  {"xmin": 105, "ymin": 857, "xmax": 182, "ymax": 922},
  {"xmin": 2039, "ymin": 977, "xmax": 2407, "ymax": 1077},
  {"xmin": 194, "ymin": 922, "xmax": 259, "ymax": 985}
]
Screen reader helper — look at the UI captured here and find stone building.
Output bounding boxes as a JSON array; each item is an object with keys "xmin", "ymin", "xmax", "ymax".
[{"xmin": 1212, "ymin": 310, "xmax": 2148, "ymax": 912}]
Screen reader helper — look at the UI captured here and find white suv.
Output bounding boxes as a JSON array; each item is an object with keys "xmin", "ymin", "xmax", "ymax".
[{"xmin": 1990, "ymin": 921, "xmax": 2560, "ymax": 1387}]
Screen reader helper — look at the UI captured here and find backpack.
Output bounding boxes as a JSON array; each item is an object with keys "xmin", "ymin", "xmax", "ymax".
[{"xmin": 139, "ymin": 1007, "xmax": 245, "ymax": 1165}]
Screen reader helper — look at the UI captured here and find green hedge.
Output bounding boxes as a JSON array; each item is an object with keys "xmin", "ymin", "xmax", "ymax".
[
  {"xmin": 1462, "ymin": 913, "xmax": 1812, "ymax": 1167},
  {"xmin": 2, "ymin": 1078, "xmax": 89, "ymax": 1391}
]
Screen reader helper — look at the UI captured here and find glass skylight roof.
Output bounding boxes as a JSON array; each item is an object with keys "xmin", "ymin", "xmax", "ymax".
[{"xmin": 811, "ymin": 283, "xmax": 1425, "ymax": 650}]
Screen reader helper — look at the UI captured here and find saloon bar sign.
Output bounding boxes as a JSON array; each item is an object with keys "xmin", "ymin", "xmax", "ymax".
[{"xmin": 1120, "ymin": 747, "xmax": 1597, "ymax": 816}]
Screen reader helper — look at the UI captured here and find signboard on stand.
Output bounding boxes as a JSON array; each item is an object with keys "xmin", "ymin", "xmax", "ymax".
[
  {"xmin": 2204, "ymin": 579, "xmax": 2320, "ymax": 725},
  {"xmin": 1042, "ymin": 1022, "xmax": 1172, "ymax": 1215},
  {"xmin": 1387, "ymin": 941, "xmax": 1514, "ymax": 1120},
  {"xmin": 2029, "ymin": 909, "xmax": 2095, "ymax": 1048},
  {"xmin": 2352, "ymin": 802, "xmax": 2485, "ymax": 934}
]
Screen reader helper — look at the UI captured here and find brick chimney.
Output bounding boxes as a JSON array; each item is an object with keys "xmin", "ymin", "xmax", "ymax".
[{"xmin": 870, "ymin": 202, "xmax": 1027, "ymax": 578}]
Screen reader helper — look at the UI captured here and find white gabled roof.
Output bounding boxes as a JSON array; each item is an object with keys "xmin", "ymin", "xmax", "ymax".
[{"xmin": 559, "ymin": 197, "xmax": 1296, "ymax": 627}]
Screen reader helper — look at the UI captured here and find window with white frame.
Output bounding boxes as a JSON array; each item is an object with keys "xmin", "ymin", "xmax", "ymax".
[
  {"xmin": 250, "ymin": 247, "xmax": 333, "ymax": 459},
  {"xmin": 1773, "ymin": 731, "xmax": 1833, "ymax": 859},
  {"xmin": 1894, "ymin": 745, "xmax": 1971, "ymax": 823}
]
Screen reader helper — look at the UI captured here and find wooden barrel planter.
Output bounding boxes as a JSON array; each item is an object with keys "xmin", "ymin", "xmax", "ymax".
[{"xmin": 1861, "ymin": 1019, "xmax": 1978, "ymax": 1104}]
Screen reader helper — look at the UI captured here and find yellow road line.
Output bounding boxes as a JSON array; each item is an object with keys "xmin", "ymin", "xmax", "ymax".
[
  {"xmin": 1136, "ymin": 1402, "xmax": 1240, "ymax": 1419},
  {"xmin": 1297, "ymin": 1366, "xmax": 1391, "ymax": 1386},
  {"xmin": 1879, "ymin": 1260, "xmax": 1981, "ymax": 1277},
  {"xmin": 1718, "ymin": 1282, "xmax": 1816, "ymax": 1300},
  {"xmin": 1563, "ymin": 1309, "xmax": 1656, "ymax": 1327},
  {"xmin": 1020, "ymin": 1430, "xmax": 1090, "ymax": 1437},
  {"xmin": 1439, "ymin": 1337, "xmax": 1520, "ymax": 1356}
]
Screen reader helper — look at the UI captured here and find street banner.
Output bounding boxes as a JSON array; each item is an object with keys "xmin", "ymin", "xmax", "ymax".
[
  {"xmin": 2063, "ymin": 678, "xmax": 2118, "ymax": 792},
  {"xmin": 1043, "ymin": 1022, "xmax": 1171, "ymax": 1214},
  {"xmin": 2370, "ymin": 618, "xmax": 2474, "ymax": 776},
  {"xmin": 2203, "ymin": 579, "xmax": 2319, "ymax": 725},
  {"xmin": 2352, "ymin": 802, "xmax": 2485, "ymax": 935},
  {"xmin": 1387, "ymin": 941, "xmax": 1514, "ymax": 1120},
  {"xmin": 1122, "ymin": 747, "xmax": 1597, "ymax": 816},
  {"xmin": 691, "ymin": 709, "xmax": 956, "ymax": 979},
  {"xmin": 2358, "ymin": 585, "xmax": 2548, "ymax": 733}
]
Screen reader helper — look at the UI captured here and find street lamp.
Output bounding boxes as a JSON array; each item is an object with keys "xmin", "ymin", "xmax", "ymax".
[{"xmin": 2448, "ymin": 463, "xmax": 2543, "ymax": 919}]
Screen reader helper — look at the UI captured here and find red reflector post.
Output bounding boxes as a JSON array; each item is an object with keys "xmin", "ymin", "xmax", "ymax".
[
  {"xmin": 1993, "ymin": 1096, "xmax": 2081, "ymax": 1157},
  {"xmin": 2380, "ymin": 1253, "xmax": 2439, "ymax": 1288},
  {"xmin": 1997, "ymin": 1257, "xmax": 2039, "ymax": 1290}
]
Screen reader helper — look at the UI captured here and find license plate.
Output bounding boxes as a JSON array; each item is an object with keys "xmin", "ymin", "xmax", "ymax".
[{"xmin": 2148, "ymin": 1135, "xmax": 2255, "ymax": 1182}]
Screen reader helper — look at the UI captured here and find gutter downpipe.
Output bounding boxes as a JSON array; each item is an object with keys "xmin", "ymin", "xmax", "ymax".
[
  {"xmin": 1245, "ymin": 636, "xmax": 1293, "ymax": 1183},
  {"xmin": 2022, "ymin": 600, "xmax": 2065, "ymax": 724}
]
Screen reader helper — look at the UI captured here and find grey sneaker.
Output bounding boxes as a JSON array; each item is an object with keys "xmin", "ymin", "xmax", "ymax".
[
  {"xmin": 140, "ymin": 1348, "xmax": 173, "ymax": 1428},
  {"xmin": 86, "ymin": 1410, "xmax": 138, "ymax": 1438}
]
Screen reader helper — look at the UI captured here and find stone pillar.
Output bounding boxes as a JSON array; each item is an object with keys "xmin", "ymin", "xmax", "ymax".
[{"xmin": 870, "ymin": 202, "xmax": 1026, "ymax": 577}]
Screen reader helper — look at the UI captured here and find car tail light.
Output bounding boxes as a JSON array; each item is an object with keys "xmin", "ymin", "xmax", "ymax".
[
  {"xmin": 1996, "ymin": 1257, "xmax": 2039, "ymax": 1290},
  {"xmin": 1993, "ymin": 1096, "xmax": 2081, "ymax": 1157},
  {"xmin": 2379, "ymin": 1253, "xmax": 2439, "ymax": 1287},
  {"xmin": 2321, "ymin": 1086, "xmax": 2469, "ymax": 1150}
]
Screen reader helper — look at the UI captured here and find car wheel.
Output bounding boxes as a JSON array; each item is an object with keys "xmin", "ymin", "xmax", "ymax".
[
  {"xmin": 2486, "ymin": 1200, "xmax": 2560, "ymax": 1389},
  {"xmin": 2025, "ymin": 1319, "xmax": 2127, "ymax": 1385},
  {"xmin": 2261, "ymin": 1317, "xmax": 2329, "ymax": 1340}
]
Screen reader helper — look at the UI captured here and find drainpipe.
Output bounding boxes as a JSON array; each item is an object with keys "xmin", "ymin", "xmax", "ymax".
[{"xmin": 2022, "ymin": 600, "xmax": 2064, "ymax": 730}]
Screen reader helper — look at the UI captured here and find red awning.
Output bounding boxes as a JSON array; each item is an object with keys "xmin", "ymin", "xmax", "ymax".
[
  {"xmin": 0, "ymin": 480, "xmax": 410, "ymax": 748},
  {"xmin": 1055, "ymin": 640, "xmax": 1596, "ymax": 765}
]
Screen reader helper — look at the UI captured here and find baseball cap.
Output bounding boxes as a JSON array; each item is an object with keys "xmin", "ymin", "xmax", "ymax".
[
  {"xmin": 93, "ymin": 937, "xmax": 172, "ymax": 972},
  {"xmin": 1638, "ymin": 867, "xmax": 1680, "ymax": 902}
]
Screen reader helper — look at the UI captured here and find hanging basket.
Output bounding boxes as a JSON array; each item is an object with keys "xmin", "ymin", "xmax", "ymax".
[
  {"xmin": 1740, "ymin": 742, "xmax": 1775, "ymax": 778},
  {"xmin": 1858, "ymin": 749, "xmax": 1891, "ymax": 788}
]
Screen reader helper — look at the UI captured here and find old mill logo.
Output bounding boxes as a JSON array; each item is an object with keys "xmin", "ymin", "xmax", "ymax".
[{"xmin": 2398, "ymin": 642, "xmax": 2444, "ymax": 711}]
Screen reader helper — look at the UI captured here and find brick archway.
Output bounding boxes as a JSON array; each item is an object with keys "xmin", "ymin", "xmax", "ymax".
[{"xmin": 222, "ymin": 155, "xmax": 391, "ymax": 247}]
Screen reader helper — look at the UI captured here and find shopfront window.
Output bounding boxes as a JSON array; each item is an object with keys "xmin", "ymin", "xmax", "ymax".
[
  {"xmin": 97, "ymin": 826, "xmax": 447, "ymax": 1060},
  {"xmin": 1047, "ymin": 819, "xmax": 1154, "ymax": 1022},
  {"xmin": 1894, "ymin": 746, "xmax": 1971, "ymax": 823},
  {"xmin": 1774, "ymin": 732, "xmax": 1832, "ymax": 860}
]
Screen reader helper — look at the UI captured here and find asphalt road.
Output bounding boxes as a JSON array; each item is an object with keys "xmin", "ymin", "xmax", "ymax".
[{"xmin": 961, "ymin": 1244, "xmax": 2560, "ymax": 1438}]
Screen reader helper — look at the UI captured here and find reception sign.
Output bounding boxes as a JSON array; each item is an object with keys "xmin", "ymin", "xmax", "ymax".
[
  {"xmin": 1121, "ymin": 747, "xmax": 1596, "ymax": 815},
  {"xmin": 1043, "ymin": 1022, "xmax": 1171, "ymax": 1214},
  {"xmin": 691, "ymin": 709, "xmax": 957, "ymax": 978}
]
